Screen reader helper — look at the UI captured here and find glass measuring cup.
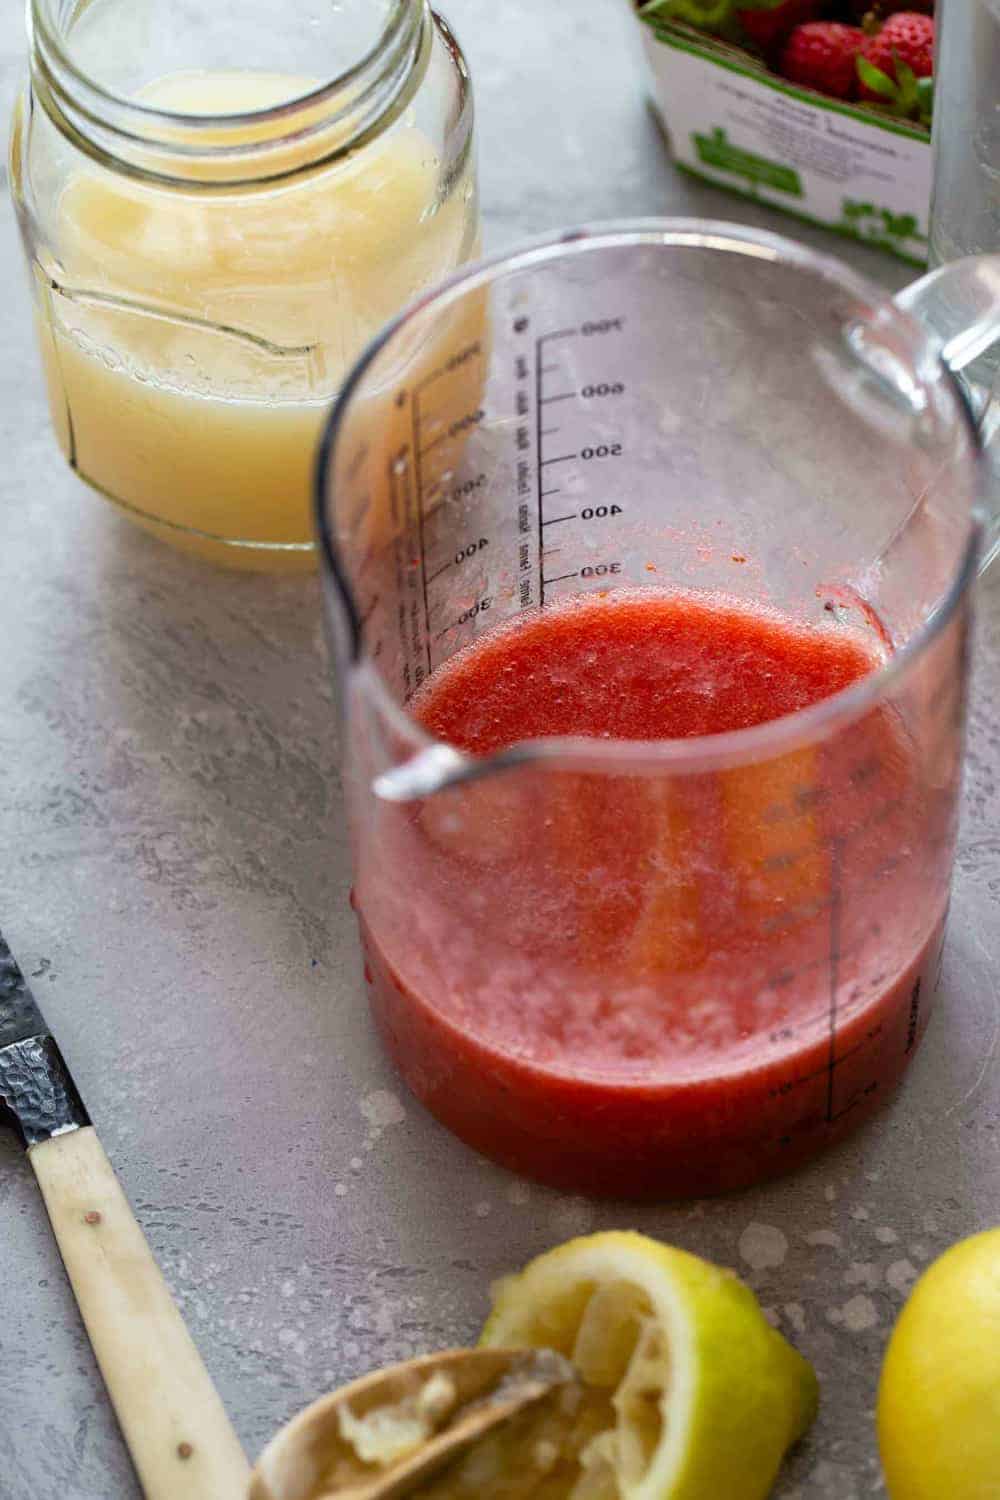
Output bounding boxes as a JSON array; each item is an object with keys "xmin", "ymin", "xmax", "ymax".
[{"xmin": 317, "ymin": 222, "xmax": 1000, "ymax": 1198}]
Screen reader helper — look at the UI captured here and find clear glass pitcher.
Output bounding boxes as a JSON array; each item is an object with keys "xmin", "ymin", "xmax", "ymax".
[{"xmin": 316, "ymin": 221, "xmax": 1000, "ymax": 1198}]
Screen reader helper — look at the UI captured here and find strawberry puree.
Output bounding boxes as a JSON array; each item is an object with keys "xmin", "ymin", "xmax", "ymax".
[{"xmin": 356, "ymin": 590, "xmax": 950, "ymax": 1196}]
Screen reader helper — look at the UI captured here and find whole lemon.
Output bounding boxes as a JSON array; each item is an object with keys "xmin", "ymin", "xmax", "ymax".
[{"xmin": 878, "ymin": 1227, "xmax": 1000, "ymax": 1500}]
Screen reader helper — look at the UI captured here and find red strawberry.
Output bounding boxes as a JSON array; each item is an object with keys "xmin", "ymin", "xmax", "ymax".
[
  {"xmin": 781, "ymin": 22, "xmax": 864, "ymax": 99},
  {"xmin": 858, "ymin": 11, "xmax": 934, "ymax": 100},
  {"xmin": 737, "ymin": 0, "xmax": 821, "ymax": 52}
]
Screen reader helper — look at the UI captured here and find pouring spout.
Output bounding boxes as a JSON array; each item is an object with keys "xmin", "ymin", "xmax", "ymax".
[
  {"xmin": 373, "ymin": 743, "xmax": 536, "ymax": 802},
  {"xmin": 373, "ymin": 744, "xmax": 476, "ymax": 802}
]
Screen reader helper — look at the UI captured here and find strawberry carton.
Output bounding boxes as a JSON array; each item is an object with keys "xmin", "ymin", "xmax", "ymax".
[{"xmin": 629, "ymin": 0, "xmax": 933, "ymax": 264}]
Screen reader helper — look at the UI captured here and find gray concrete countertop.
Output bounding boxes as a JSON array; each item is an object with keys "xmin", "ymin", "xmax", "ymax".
[{"xmin": 1, "ymin": 3, "xmax": 998, "ymax": 1497}]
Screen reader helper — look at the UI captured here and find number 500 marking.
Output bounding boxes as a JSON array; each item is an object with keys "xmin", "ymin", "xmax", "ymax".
[{"xmin": 459, "ymin": 597, "xmax": 492, "ymax": 624}]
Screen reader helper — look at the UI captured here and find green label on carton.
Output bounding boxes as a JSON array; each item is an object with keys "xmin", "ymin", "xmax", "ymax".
[
  {"xmin": 838, "ymin": 197, "xmax": 927, "ymax": 247},
  {"xmin": 636, "ymin": 14, "xmax": 931, "ymax": 265},
  {"xmin": 693, "ymin": 127, "xmax": 802, "ymax": 196}
]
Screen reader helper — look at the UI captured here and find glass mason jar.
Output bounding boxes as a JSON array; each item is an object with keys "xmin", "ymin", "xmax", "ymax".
[{"xmin": 9, "ymin": 0, "xmax": 479, "ymax": 570}]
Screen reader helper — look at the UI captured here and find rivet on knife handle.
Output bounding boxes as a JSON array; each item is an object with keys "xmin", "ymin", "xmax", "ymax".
[{"xmin": 31, "ymin": 1126, "xmax": 251, "ymax": 1500}]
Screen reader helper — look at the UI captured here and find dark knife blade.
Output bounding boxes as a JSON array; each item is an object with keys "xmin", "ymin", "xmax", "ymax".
[{"xmin": 0, "ymin": 929, "xmax": 89, "ymax": 1147}]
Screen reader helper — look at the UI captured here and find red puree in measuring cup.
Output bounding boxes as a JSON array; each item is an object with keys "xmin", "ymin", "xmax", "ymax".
[{"xmin": 358, "ymin": 589, "xmax": 948, "ymax": 1196}]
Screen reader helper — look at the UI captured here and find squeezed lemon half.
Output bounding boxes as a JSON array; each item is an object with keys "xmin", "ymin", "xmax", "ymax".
[{"xmin": 464, "ymin": 1231, "xmax": 818, "ymax": 1500}]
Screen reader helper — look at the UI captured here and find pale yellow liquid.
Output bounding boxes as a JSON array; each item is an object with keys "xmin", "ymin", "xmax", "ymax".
[{"xmin": 37, "ymin": 73, "xmax": 478, "ymax": 568}]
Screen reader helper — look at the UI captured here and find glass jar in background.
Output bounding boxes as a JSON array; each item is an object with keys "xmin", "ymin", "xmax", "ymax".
[
  {"xmin": 9, "ymin": 0, "xmax": 479, "ymax": 569},
  {"xmin": 929, "ymin": 0, "xmax": 1000, "ymax": 394},
  {"xmin": 930, "ymin": 0, "xmax": 1000, "ymax": 268}
]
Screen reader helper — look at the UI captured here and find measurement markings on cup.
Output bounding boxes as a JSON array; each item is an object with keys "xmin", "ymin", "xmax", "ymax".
[
  {"xmin": 408, "ymin": 342, "xmax": 489, "ymax": 673},
  {"xmin": 534, "ymin": 320, "xmax": 628, "ymax": 608}
]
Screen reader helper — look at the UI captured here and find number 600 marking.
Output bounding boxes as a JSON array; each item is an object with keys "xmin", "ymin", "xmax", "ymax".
[{"xmin": 582, "ymin": 382, "xmax": 625, "ymax": 398}]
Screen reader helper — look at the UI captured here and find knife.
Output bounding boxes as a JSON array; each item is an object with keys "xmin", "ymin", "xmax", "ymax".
[{"xmin": 0, "ymin": 928, "xmax": 250, "ymax": 1500}]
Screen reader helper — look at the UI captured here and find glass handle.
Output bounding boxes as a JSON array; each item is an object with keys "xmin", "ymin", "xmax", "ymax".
[
  {"xmin": 896, "ymin": 254, "xmax": 1000, "ymax": 375},
  {"xmin": 895, "ymin": 254, "xmax": 1000, "ymax": 571}
]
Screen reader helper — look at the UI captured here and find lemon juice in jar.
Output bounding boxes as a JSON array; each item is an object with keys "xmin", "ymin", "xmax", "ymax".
[{"xmin": 11, "ymin": 0, "xmax": 479, "ymax": 568}]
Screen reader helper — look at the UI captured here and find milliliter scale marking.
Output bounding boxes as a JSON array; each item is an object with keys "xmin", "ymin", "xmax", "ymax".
[
  {"xmin": 405, "ymin": 338, "xmax": 490, "ymax": 681},
  {"xmin": 411, "ymin": 381, "xmax": 434, "ymax": 683},
  {"xmin": 825, "ymin": 835, "xmax": 844, "ymax": 1125},
  {"xmin": 403, "ymin": 315, "xmax": 632, "ymax": 677},
  {"xmin": 756, "ymin": 803, "xmax": 939, "ymax": 1139},
  {"xmin": 534, "ymin": 319, "xmax": 629, "ymax": 608}
]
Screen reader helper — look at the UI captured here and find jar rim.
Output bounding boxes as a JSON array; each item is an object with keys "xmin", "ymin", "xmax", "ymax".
[{"xmin": 27, "ymin": 0, "xmax": 434, "ymax": 186}]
